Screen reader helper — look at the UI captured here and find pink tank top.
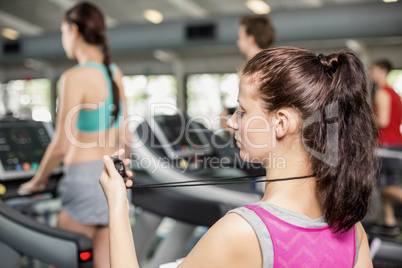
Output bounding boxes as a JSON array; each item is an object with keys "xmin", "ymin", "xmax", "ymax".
[{"xmin": 245, "ymin": 205, "xmax": 356, "ymax": 267}]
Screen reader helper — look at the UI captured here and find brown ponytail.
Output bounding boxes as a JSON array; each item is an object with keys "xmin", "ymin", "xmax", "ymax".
[
  {"xmin": 242, "ymin": 47, "xmax": 378, "ymax": 233},
  {"xmin": 65, "ymin": 2, "xmax": 120, "ymax": 124},
  {"xmin": 102, "ymin": 37, "xmax": 120, "ymax": 124},
  {"xmin": 313, "ymin": 52, "xmax": 378, "ymax": 232}
]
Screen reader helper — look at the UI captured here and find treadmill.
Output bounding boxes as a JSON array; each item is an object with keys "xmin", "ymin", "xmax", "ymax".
[
  {"xmin": 363, "ymin": 147, "xmax": 402, "ymax": 267},
  {"xmin": 0, "ymin": 119, "xmax": 63, "ymax": 199},
  {"xmin": 0, "ymin": 118, "xmax": 93, "ymax": 267}
]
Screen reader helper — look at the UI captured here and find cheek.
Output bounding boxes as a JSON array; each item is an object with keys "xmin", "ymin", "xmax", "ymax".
[
  {"xmin": 62, "ymin": 34, "xmax": 69, "ymax": 49},
  {"xmin": 240, "ymin": 117, "xmax": 272, "ymax": 143},
  {"xmin": 237, "ymin": 37, "xmax": 244, "ymax": 46},
  {"xmin": 62, "ymin": 37, "xmax": 74, "ymax": 57},
  {"xmin": 237, "ymin": 40, "xmax": 242, "ymax": 49}
]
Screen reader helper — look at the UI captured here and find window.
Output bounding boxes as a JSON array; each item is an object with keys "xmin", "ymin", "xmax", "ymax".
[
  {"xmin": 1, "ymin": 79, "xmax": 52, "ymax": 122},
  {"xmin": 123, "ymin": 75, "xmax": 177, "ymax": 130},
  {"xmin": 186, "ymin": 73, "xmax": 238, "ymax": 130},
  {"xmin": 389, "ymin": 70, "xmax": 402, "ymax": 97}
]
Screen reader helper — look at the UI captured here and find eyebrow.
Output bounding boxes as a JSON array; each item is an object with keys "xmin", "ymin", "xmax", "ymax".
[{"xmin": 237, "ymin": 100, "xmax": 245, "ymax": 110}]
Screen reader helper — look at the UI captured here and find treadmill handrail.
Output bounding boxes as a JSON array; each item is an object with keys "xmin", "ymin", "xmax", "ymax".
[
  {"xmin": 131, "ymin": 175, "xmax": 232, "ymax": 227},
  {"xmin": 0, "ymin": 200, "xmax": 92, "ymax": 267},
  {"xmin": 0, "ymin": 201, "xmax": 92, "ymax": 249},
  {"xmin": 377, "ymin": 148, "xmax": 402, "ymax": 159}
]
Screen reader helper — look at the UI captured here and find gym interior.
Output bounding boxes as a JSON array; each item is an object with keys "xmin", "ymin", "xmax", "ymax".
[{"xmin": 1, "ymin": 0, "xmax": 402, "ymax": 267}]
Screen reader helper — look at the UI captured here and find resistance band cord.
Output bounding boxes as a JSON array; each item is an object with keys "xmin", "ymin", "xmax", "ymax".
[{"xmin": 130, "ymin": 173, "xmax": 316, "ymax": 189}]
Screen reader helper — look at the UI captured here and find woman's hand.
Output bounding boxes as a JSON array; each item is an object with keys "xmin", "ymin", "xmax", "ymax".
[
  {"xmin": 18, "ymin": 178, "xmax": 46, "ymax": 195},
  {"xmin": 99, "ymin": 149, "xmax": 134, "ymax": 213}
]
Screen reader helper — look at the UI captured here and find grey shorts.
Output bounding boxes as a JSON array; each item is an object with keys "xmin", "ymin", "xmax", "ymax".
[{"xmin": 58, "ymin": 159, "xmax": 108, "ymax": 225}]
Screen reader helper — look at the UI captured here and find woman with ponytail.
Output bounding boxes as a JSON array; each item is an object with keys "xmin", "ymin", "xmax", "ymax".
[
  {"xmin": 20, "ymin": 2, "xmax": 130, "ymax": 266},
  {"xmin": 100, "ymin": 46, "xmax": 376, "ymax": 268}
]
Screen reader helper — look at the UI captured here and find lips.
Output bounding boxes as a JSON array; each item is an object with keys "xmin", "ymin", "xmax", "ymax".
[{"xmin": 235, "ymin": 138, "xmax": 241, "ymax": 147}]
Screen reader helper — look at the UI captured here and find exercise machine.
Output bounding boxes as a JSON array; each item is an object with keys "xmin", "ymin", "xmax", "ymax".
[{"xmin": 0, "ymin": 118, "xmax": 93, "ymax": 267}]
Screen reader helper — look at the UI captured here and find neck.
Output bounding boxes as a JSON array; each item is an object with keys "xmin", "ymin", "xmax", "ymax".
[
  {"xmin": 376, "ymin": 75, "xmax": 389, "ymax": 88},
  {"xmin": 378, "ymin": 81, "xmax": 389, "ymax": 88},
  {"xmin": 260, "ymin": 150, "xmax": 322, "ymax": 219},
  {"xmin": 75, "ymin": 44, "xmax": 104, "ymax": 65},
  {"xmin": 246, "ymin": 47, "xmax": 263, "ymax": 60}
]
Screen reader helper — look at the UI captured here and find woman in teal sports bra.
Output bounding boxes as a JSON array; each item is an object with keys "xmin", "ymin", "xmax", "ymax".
[{"xmin": 19, "ymin": 2, "xmax": 131, "ymax": 267}]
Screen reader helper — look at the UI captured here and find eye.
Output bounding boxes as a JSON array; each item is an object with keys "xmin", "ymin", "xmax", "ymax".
[{"xmin": 236, "ymin": 108, "xmax": 245, "ymax": 117}]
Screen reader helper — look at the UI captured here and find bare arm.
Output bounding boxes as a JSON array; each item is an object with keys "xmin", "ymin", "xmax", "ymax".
[
  {"xmin": 109, "ymin": 203, "xmax": 138, "ymax": 268},
  {"xmin": 100, "ymin": 151, "xmax": 262, "ymax": 268},
  {"xmin": 374, "ymin": 88, "xmax": 391, "ymax": 128},
  {"xmin": 100, "ymin": 151, "xmax": 138, "ymax": 268},
  {"xmin": 114, "ymin": 68, "xmax": 132, "ymax": 158},
  {"xmin": 354, "ymin": 222, "xmax": 373, "ymax": 268},
  {"xmin": 19, "ymin": 70, "xmax": 83, "ymax": 192}
]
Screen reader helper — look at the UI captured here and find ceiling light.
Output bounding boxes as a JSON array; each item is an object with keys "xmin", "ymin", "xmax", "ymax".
[
  {"xmin": 2, "ymin": 28, "xmax": 20, "ymax": 40},
  {"xmin": 246, "ymin": 0, "xmax": 271, "ymax": 15},
  {"xmin": 166, "ymin": 0, "xmax": 207, "ymax": 18},
  {"xmin": 144, "ymin": 9, "xmax": 164, "ymax": 24},
  {"xmin": 0, "ymin": 10, "xmax": 43, "ymax": 36},
  {"xmin": 345, "ymin": 39, "xmax": 363, "ymax": 53},
  {"xmin": 153, "ymin": 49, "xmax": 179, "ymax": 63},
  {"xmin": 383, "ymin": 0, "xmax": 398, "ymax": 2}
]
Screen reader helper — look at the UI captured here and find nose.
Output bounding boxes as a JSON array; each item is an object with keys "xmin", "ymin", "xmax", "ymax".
[{"xmin": 227, "ymin": 113, "xmax": 239, "ymax": 131}]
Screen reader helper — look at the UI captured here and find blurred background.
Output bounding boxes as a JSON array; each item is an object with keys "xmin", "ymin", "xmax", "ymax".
[{"xmin": 0, "ymin": 0, "xmax": 402, "ymax": 130}]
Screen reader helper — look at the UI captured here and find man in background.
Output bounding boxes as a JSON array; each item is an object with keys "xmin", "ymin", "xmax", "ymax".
[
  {"xmin": 218, "ymin": 15, "xmax": 276, "ymax": 181},
  {"xmin": 236, "ymin": 15, "xmax": 276, "ymax": 59},
  {"xmin": 220, "ymin": 15, "xmax": 276, "ymax": 133},
  {"xmin": 371, "ymin": 59, "xmax": 402, "ymax": 236}
]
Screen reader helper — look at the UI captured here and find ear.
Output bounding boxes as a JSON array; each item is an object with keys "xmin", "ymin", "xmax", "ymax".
[
  {"xmin": 248, "ymin": 34, "xmax": 256, "ymax": 46},
  {"xmin": 274, "ymin": 109, "xmax": 297, "ymax": 139},
  {"xmin": 69, "ymin": 23, "xmax": 80, "ymax": 39}
]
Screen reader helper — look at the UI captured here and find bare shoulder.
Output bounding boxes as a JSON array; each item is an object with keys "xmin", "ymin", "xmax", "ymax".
[
  {"xmin": 61, "ymin": 66, "xmax": 107, "ymax": 92},
  {"xmin": 59, "ymin": 68, "xmax": 80, "ymax": 91},
  {"xmin": 61, "ymin": 66, "xmax": 87, "ymax": 79},
  {"xmin": 375, "ymin": 88, "xmax": 391, "ymax": 103},
  {"xmin": 59, "ymin": 67, "xmax": 74, "ymax": 82},
  {"xmin": 179, "ymin": 212, "xmax": 262, "ymax": 268},
  {"xmin": 354, "ymin": 222, "xmax": 373, "ymax": 268},
  {"xmin": 59, "ymin": 67, "xmax": 88, "ymax": 87},
  {"xmin": 356, "ymin": 222, "xmax": 365, "ymax": 240},
  {"xmin": 113, "ymin": 65, "xmax": 124, "ymax": 78},
  {"xmin": 112, "ymin": 65, "xmax": 124, "ymax": 87}
]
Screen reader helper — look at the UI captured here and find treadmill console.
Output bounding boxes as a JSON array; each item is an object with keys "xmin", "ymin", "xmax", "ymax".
[
  {"xmin": 148, "ymin": 115, "xmax": 213, "ymax": 160},
  {"xmin": 0, "ymin": 120, "xmax": 55, "ymax": 181}
]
